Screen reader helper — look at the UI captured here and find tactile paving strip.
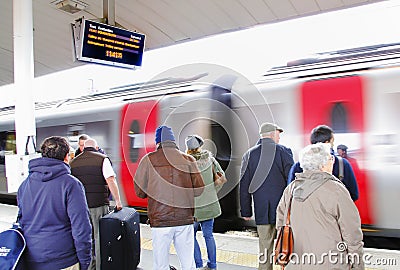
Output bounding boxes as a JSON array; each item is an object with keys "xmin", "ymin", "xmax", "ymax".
[{"xmin": 142, "ymin": 238, "xmax": 262, "ymax": 268}]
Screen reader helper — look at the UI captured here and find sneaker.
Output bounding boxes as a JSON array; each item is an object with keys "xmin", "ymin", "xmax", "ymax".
[{"xmin": 197, "ymin": 267, "xmax": 216, "ymax": 270}]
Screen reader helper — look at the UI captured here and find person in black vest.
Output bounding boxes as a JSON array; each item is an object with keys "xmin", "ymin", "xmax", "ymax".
[{"xmin": 70, "ymin": 138, "xmax": 122, "ymax": 270}]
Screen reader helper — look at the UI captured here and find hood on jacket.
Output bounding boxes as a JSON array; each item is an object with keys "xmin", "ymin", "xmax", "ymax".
[
  {"xmin": 190, "ymin": 150, "xmax": 213, "ymax": 170},
  {"xmin": 293, "ymin": 171, "xmax": 335, "ymax": 202},
  {"xmin": 28, "ymin": 157, "xmax": 70, "ymax": 182}
]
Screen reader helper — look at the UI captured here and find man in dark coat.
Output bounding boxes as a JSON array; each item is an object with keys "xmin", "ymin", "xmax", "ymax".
[{"xmin": 239, "ymin": 122, "xmax": 294, "ymax": 270}]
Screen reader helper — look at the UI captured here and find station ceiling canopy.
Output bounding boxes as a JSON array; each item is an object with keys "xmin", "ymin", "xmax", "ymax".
[{"xmin": 0, "ymin": 0, "xmax": 383, "ymax": 87}]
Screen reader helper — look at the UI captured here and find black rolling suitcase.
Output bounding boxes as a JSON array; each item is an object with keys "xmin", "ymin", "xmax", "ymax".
[{"xmin": 99, "ymin": 207, "xmax": 141, "ymax": 270}]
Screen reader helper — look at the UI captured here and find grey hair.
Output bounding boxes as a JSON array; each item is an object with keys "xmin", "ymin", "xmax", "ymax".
[
  {"xmin": 299, "ymin": 143, "xmax": 331, "ymax": 171},
  {"xmin": 260, "ymin": 131, "xmax": 274, "ymax": 138},
  {"xmin": 84, "ymin": 138, "xmax": 98, "ymax": 148}
]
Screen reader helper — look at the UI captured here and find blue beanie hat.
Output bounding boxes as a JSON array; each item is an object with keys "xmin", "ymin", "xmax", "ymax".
[{"xmin": 155, "ymin": 125, "xmax": 175, "ymax": 144}]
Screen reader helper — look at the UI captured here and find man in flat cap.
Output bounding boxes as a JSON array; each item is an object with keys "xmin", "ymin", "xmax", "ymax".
[
  {"xmin": 337, "ymin": 143, "xmax": 359, "ymax": 169},
  {"xmin": 337, "ymin": 143, "xmax": 361, "ymax": 186},
  {"xmin": 239, "ymin": 122, "xmax": 294, "ymax": 270}
]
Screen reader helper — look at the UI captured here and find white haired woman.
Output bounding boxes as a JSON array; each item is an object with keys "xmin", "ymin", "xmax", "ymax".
[{"xmin": 276, "ymin": 143, "xmax": 364, "ymax": 269}]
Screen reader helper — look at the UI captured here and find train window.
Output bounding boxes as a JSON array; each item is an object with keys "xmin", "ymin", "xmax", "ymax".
[
  {"xmin": 128, "ymin": 120, "xmax": 142, "ymax": 163},
  {"xmin": 331, "ymin": 102, "xmax": 348, "ymax": 133},
  {"xmin": 0, "ymin": 131, "xmax": 16, "ymax": 165}
]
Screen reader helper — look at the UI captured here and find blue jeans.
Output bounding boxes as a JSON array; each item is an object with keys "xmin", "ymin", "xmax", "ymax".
[{"xmin": 194, "ymin": 219, "xmax": 217, "ymax": 269}]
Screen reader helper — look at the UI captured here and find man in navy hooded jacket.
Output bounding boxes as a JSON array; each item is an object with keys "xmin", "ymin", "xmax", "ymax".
[
  {"xmin": 239, "ymin": 122, "xmax": 294, "ymax": 270},
  {"xmin": 287, "ymin": 125, "xmax": 359, "ymax": 201},
  {"xmin": 17, "ymin": 136, "xmax": 92, "ymax": 270}
]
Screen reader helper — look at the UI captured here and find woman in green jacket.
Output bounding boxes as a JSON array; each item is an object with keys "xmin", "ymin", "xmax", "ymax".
[{"xmin": 185, "ymin": 135, "xmax": 226, "ymax": 270}]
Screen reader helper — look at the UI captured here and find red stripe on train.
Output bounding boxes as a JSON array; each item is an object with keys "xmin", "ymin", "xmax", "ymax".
[
  {"xmin": 301, "ymin": 76, "xmax": 372, "ymax": 225},
  {"xmin": 120, "ymin": 100, "xmax": 159, "ymax": 207}
]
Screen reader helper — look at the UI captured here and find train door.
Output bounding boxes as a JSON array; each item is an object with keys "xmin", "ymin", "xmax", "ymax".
[
  {"xmin": 300, "ymin": 75, "xmax": 372, "ymax": 225},
  {"xmin": 157, "ymin": 77, "xmax": 240, "ymax": 231},
  {"xmin": 120, "ymin": 100, "xmax": 158, "ymax": 209}
]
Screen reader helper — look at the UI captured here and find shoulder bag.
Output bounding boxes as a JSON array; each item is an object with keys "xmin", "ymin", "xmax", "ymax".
[
  {"xmin": 274, "ymin": 188, "xmax": 294, "ymax": 269},
  {"xmin": 0, "ymin": 223, "xmax": 26, "ymax": 270}
]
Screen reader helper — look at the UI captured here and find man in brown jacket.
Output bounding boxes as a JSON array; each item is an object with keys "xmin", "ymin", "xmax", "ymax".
[{"xmin": 134, "ymin": 125, "xmax": 205, "ymax": 270}]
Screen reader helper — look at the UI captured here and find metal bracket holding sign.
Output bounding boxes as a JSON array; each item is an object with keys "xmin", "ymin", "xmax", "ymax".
[
  {"xmin": 71, "ymin": 17, "xmax": 145, "ymax": 69},
  {"xmin": 71, "ymin": 17, "xmax": 84, "ymax": 62}
]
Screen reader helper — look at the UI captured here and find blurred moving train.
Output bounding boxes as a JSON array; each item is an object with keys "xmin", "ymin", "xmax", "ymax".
[{"xmin": 1, "ymin": 43, "xmax": 400, "ymax": 243}]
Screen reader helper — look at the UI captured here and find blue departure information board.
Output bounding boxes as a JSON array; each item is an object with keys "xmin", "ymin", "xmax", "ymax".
[{"xmin": 78, "ymin": 19, "xmax": 145, "ymax": 68}]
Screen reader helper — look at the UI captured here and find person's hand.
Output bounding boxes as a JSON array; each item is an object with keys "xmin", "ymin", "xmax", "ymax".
[
  {"xmin": 115, "ymin": 201, "xmax": 123, "ymax": 211},
  {"xmin": 243, "ymin": 217, "xmax": 252, "ymax": 221}
]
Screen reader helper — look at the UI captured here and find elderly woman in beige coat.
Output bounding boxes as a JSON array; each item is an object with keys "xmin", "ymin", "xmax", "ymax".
[{"xmin": 276, "ymin": 143, "xmax": 364, "ymax": 269}]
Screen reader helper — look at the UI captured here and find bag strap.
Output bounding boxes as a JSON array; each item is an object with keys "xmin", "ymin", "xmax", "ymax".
[
  {"xmin": 211, "ymin": 157, "xmax": 217, "ymax": 170},
  {"xmin": 285, "ymin": 185, "xmax": 295, "ymax": 226},
  {"xmin": 211, "ymin": 157, "xmax": 218, "ymax": 182},
  {"xmin": 337, "ymin": 156, "xmax": 344, "ymax": 181},
  {"xmin": 212, "ymin": 159, "xmax": 216, "ymax": 174},
  {"xmin": 211, "ymin": 160, "xmax": 216, "ymax": 182}
]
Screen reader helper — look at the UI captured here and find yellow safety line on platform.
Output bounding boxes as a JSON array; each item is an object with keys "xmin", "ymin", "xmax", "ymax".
[{"xmin": 141, "ymin": 237, "xmax": 258, "ymax": 267}]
